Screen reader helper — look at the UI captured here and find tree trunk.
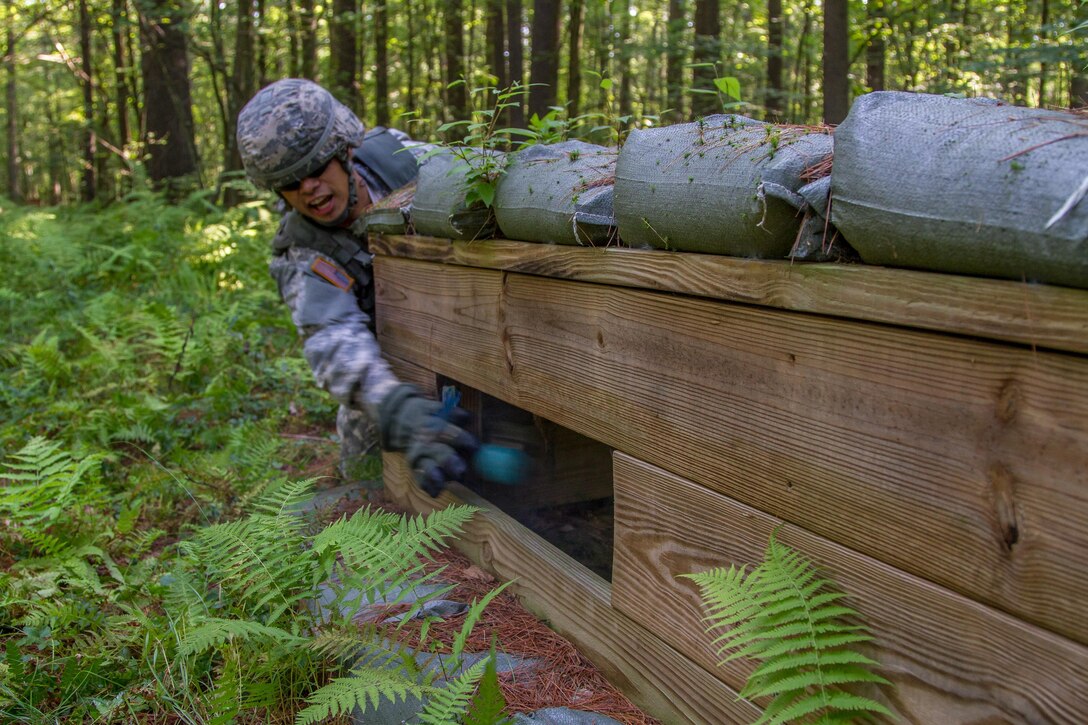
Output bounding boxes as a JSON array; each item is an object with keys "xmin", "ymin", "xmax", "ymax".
[
  {"xmin": 529, "ymin": 0, "xmax": 560, "ymax": 118},
  {"xmin": 376, "ymin": 0, "xmax": 390, "ymax": 124},
  {"xmin": 505, "ymin": 0, "xmax": 525, "ymax": 126},
  {"xmin": 5, "ymin": 19, "xmax": 20, "ymax": 203},
  {"xmin": 1038, "ymin": 0, "xmax": 1049, "ymax": 106},
  {"xmin": 256, "ymin": 0, "xmax": 270, "ymax": 85},
  {"xmin": 299, "ymin": 0, "xmax": 317, "ymax": 80},
  {"xmin": 78, "ymin": 0, "xmax": 97, "ymax": 202},
  {"xmin": 139, "ymin": 0, "xmax": 200, "ymax": 192},
  {"xmin": 224, "ymin": 0, "xmax": 256, "ymax": 205},
  {"xmin": 767, "ymin": 0, "xmax": 784, "ymax": 118},
  {"xmin": 487, "ymin": 0, "xmax": 507, "ymax": 87},
  {"xmin": 286, "ymin": 0, "xmax": 300, "ymax": 77},
  {"xmin": 1073, "ymin": 0, "xmax": 1088, "ymax": 107},
  {"xmin": 566, "ymin": 0, "xmax": 583, "ymax": 116},
  {"xmin": 822, "ymin": 0, "xmax": 849, "ymax": 123},
  {"xmin": 618, "ymin": 0, "xmax": 633, "ymax": 120},
  {"xmin": 866, "ymin": 0, "xmax": 885, "ymax": 92},
  {"xmin": 330, "ymin": 0, "xmax": 358, "ymax": 111},
  {"xmin": 406, "ymin": 0, "xmax": 417, "ymax": 113},
  {"xmin": 444, "ymin": 0, "xmax": 469, "ymax": 126},
  {"xmin": 692, "ymin": 0, "xmax": 720, "ymax": 117},
  {"xmin": 666, "ymin": 0, "xmax": 684, "ymax": 119},
  {"xmin": 111, "ymin": 0, "xmax": 130, "ymax": 155}
]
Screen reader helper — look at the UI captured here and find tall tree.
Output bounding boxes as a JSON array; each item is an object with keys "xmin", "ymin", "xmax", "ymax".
[
  {"xmin": 4, "ymin": 4, "xmax": 20, "ymax": 202},
  {"xmin": 376, "ymin": 0, "xmax": 390, "ymax": 124},
  {"xmin": 822, "ymin": 0, "xmax": 849, "ymax": 123},
  {"xmin": 330, "ymin": 0, "xmax": 358, "ymax": 112},
  {"xmin": 505, "ymin": 0, "xmax": 525, "ymax": 126},
  {"xmin": 692, "ymin": 0, "xmax": 720, "ymax": 117},
  {"xmin": 1074, "ymin": 0, "xmax": 1088, "ymax": 108},
  {"xmin": 767, "ymin": 0, "xmax": 784, "ymax": 118},
  {"xmin": 223, "ymin": 0, "xmax": 256, "ymax": 204},
  {"xmin": 111, "ymin": 0, "xmax": 131, "ymax": 155},
  {"xmin": 299, "ymin": 0, "xmax": 317, "ymax": 79},
  {"xmin": 666, "ymin": 0, "xmax": 685, "ymax": 118},
  {"xmin": 486, "ymin": 0, "xmax": 507, "ymax": 86},
  {"xmin": 617, "ymin": 1, "xmax": 633, "ymax": 120},
  {"xmin": 529, "ymin": 0, "xmax": 560, "ymax": 118},
  {"xmin": 78, "ymin": 0, "xmax": 96, "ymax": 201},
  {"xmin": 567, "ymin": 0, "xmax": 584, "ymax": 116},
  {"xmin": 444, "ymin": 0, "xmax": 469, "ymax": 125},
  {"xmin": 139, "ymin": 0, "xmax": 199, "ymax": 190},
  {"xmin": 865, "ymin": 0, "xmax": 886, "ymax": 92}
]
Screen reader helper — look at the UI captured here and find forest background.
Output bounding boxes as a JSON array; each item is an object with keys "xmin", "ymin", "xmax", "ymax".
[{"xmin": 3, "ymin": 0, "xmax": 1088, "ymax": 204}]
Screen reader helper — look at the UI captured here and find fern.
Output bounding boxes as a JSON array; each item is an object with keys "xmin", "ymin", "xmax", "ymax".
[
  {"xmin": 417, "ymin": 655, "xmax": 491, "ymax": 725},
  {"xmin": 178, "ymin": 617, "xmax": 306, "ymax": 657},
  {"xmin": 0, "ymin": 437, "xmax": 104, "ymax": 527},
  {"xmin": 684, "ymin": 533, "xmax": 893, "ymax": 724},
  {"xmin": 294, "ymin": 661, "xmax": 434, "ymax": 724},
  {"xmin": 464, "ymin": 638, "xmax": 514, "ymax": 725}
]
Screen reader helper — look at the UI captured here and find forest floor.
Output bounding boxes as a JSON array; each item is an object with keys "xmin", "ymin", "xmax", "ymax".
[{"xmin": 288, "ymin": 428, "xmax": 661, "ymax": 725}]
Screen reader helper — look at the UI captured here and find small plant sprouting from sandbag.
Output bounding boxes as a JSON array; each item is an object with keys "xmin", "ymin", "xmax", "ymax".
[{"xmin": 683, "ymin": 532, "xmax": 893, "ymax": 724}]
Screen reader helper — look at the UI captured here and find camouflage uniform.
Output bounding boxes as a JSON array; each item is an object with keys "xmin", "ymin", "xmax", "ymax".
[{"xmin": 238, "ymin": 79, "xmax": 424, "ymax": 480}]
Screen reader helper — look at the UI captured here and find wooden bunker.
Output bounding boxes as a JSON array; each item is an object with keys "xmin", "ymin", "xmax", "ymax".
[{"xmin": 372, "ymin": 233, "xmax": 1088, "ymax": 724}]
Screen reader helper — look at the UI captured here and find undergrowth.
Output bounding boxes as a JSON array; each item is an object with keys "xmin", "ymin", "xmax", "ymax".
[{"xmin": 0, "ymin": 191, "xmax": 502, "ymax": 723}]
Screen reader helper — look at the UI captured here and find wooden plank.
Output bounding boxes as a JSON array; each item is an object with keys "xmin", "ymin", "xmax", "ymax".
[
  {"xmin": 381, "ymin": 452, "xmax": 759, "ymax": 724},
  {"xmin": 370, "ymin": 234, "xmax": 1088, "ymax": 356},
  {"xmin": 383, "ymin": 353, "xmax": 438, "ymax": 397},
  {"xmin": 612, "ymin": 453, "xmax": 1088, "ymax": 724},
  {"xmin": 374, "ymin": 256, "xmax": 1088, "ymax": 645}
]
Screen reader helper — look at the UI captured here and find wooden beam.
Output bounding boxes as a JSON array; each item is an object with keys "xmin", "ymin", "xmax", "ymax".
[
  {"xmin": 374, "ymin": 256, "xmax": 1088, "ymax": 645},
  {"xmin": 383, "ymin": 353, "xmax": 438, "ymax": 397},
  {"xmin": 370, "ymin": 234, "xmax": 1088, "ymax": 356},
  {"xmin": 381, "ymin": 453, "xmax": 759, "ymax": 724},
  {"xmin": 612, "ymin": 453, "xmax": 1088, "ymax": 723}
]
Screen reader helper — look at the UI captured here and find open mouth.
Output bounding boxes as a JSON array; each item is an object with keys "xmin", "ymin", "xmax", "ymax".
[{"xmin": 308, "ymin": 194, "xmax": 335, "ymax": 216}]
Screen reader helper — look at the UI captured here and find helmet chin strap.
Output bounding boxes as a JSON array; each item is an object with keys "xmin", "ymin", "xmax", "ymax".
[{"xmin": 328, "ymin": 149, "xmax": 357, "ymax": 228}]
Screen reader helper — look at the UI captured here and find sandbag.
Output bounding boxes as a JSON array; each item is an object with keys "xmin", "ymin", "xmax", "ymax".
[
  {"xmin": 360, "ymin": 181, "xmax": 415, "ymax": 235},
  {"xmin": 494, "ymin": 141, "xmax": 617, "ymax": 245},
  {"xmin": 614, "ymin": 115, "xmax": 833, "ymax": 256},
  {"xmin": 831, "ymin": 91, "xmax": 1088, "ymax": 288},
  {"xmin": 410, "ymin": 150, "xmax": 499, "ymax": 241}
]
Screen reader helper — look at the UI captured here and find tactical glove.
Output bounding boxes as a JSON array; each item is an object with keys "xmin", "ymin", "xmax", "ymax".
[{"xmin": 377, "ymin": 384, "xmax": 478, "ymax": 496}]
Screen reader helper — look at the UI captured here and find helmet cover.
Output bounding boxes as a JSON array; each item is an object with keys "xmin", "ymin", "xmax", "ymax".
[{"xmin": 236, "ymin": 78, "xmax": 366, "ymax": 189}]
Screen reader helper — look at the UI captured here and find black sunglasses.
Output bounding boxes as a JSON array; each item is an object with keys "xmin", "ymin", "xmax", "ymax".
[{"xmin": 277, "ymin": 157, "xmax": 334, "ymax": 192}]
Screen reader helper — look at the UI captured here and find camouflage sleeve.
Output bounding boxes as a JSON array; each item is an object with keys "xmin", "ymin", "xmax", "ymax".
[{"xmin": 270, "ymin": 246, "xmax": 400, "ymax": 415}]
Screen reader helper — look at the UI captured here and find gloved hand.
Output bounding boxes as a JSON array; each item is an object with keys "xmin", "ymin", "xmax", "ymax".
[{"xmin": 377, "ymin": 384, "xmax": 479, "ymax": 496}]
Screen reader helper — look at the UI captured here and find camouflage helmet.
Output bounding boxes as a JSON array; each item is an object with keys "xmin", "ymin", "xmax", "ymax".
[{"xmin": 236, "ymin": 79, "xmax": 366, "ymax": 190}]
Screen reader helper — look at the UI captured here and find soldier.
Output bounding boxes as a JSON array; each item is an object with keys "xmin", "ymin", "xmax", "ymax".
[{"xmin": 236, "ymin": 78, "xmax": 475, "ymax": 496}]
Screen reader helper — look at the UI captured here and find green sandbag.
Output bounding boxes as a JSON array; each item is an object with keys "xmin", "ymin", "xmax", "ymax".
[
  {"xmin": 494, "ymin": 141, "xmax": 617, "ymax": 245},
  {"xmin": 832, "ymin": 91, "xmax": 1088, "ymax": 288},
  {"xmin": 361, "ymin": 181, "xmax": 415, "ymax": 235},
  {"xmin": 614, "ymin": 115, "xmax": 833, "ymax": 257},
  {"xmin": 410, "ymin": 150, "xmax": 499, "ymax": 241}
]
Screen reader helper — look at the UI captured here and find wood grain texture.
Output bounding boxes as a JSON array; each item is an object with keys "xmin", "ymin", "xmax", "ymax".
[
  {"xmin": 383, "ymin": 353, "xmax": 439, "ymax": 397},
  {"xmin": 381, "ymin": 452, "xmax": 760, "ymax": 724},
  {"xmin": 370, "ymin": 234, "xmax": 1088, "ymax": 355},
  {"xmin": 612, "ymin": 453, "xmax": 1088, "ymax": 724},
  {"xmin": 374, "ymin": 256, "xmax": 1088, "ymax": 645}
]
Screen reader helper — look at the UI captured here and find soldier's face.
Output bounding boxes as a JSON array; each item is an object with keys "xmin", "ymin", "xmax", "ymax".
[{"xmin": 281, "ymin": 158, "xmax": 370, "ymax": 225}]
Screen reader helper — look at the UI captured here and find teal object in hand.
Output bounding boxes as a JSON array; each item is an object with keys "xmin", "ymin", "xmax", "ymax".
[{"xmin": 473, "ymin": 444, "xmax": 530, "ymax": 486}]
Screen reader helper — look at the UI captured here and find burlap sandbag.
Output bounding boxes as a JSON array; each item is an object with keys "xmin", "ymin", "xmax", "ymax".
[
  {"xmin": 361, "ymin": 181, "xmax": 415, "ymax": 235},
  {"xmin": 831, "ymin": 91, "xmax": 1088, "ymax": 288},
  {"xmin": 410, "ymin": 150, "xmax": 499, "ymax": 241},
  {"xmin": 614, "ymin": 115, "xmax": 833, "ymax": 256},
  {"xmin": 494, "ymin": 141, "xmax": 617, "ymax": 245}
]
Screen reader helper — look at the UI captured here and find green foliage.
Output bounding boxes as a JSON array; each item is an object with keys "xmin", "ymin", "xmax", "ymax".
[
  {"xmin": 0, "ymin": 194, "xmax": 505, "ymax": 723},
  {"xmin": 684, "ymin": 533, "xmax": 893, "ymax": 724}
]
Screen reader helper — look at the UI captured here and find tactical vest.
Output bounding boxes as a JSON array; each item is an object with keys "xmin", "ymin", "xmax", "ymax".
[{"xmin": 271, "ymin": 127, "xmax": 420, "ymax": 322}]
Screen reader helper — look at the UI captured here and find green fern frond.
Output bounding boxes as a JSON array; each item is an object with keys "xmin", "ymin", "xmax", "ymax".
[
  {"xmin": 178, "ymin": 617, "xmax": 306, "ymax": 657},
  {"xmin": 417, "ymin": 656, "xmax": 490, "ymax": 725},
  {"xmin": 0, "ymin": 437, "xmax": 104, "ymax": 527},
  {"xmin": 684, "ymin": 532, "xmax": 893, "ymax": 724},
  {"xmin": 450, "ymin": 581, "xmax": 513, "ymax": 666},
  {"xmin": 294, "ymin": 662, "xmax": 433, "ymax": 725},
  {"xmin": 464, "ymin": 638, "xmax": 514, "ymax": 725}
]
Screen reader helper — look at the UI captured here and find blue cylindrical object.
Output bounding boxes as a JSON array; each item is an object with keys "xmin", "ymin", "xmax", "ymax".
[{"xmin": 473, "ymin": 444, "xmax": 530, "ymax": 486}]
